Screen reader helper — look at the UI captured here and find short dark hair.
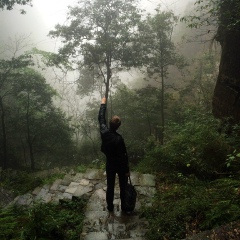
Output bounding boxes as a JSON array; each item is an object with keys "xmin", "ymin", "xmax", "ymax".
[{"xmin": 109, "ymin": 115, "xmax": 121, "ymax": 131}]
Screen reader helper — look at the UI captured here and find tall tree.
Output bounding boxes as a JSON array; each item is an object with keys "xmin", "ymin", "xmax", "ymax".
[
  {"xmin": 13, "ymin": 67, "xmax": 56, "ymax": 170},
  {"xmin": 49, "ymin": 0, "xmax": 143, "ymax": 104},
  {"xmin": 141, "ymin": 7, "xmax": 185, "ymax": 144},
  {"xmin": 0, "ymin": 55, "xmax": 32, "ymax": 169},
  {"xmin": 182, "ymin": 0, "xmax": 240, "ymax": 123},
  {"xmin": 0, "ymin": 54, "xmax": 74, "ymax": 170}
]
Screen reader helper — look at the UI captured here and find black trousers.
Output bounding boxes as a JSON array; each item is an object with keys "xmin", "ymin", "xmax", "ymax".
[{"xmin": 106, "ymin": 165, "xmax": 127, "ymax": 212}]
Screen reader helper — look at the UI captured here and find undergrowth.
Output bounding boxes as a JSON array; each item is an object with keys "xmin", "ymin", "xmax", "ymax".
[
  {"xmin": 0, "ymin": 198, "xmax": 86, "ymax": 240},
  {"xmin": 0, "ymin": 170, "xmax": 65, "ymax": 195},
  {"xmin": 141, "ymin": 176, "xmax": 240, "ymax": 240},
  {"xmin": 137, "ymin": 109, "xmax": 240, "ymax": 239}
]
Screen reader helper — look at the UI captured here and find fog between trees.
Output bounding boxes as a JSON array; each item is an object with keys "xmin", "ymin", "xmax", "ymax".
[{"xmin": 0, "ymin": 0, "xmax": 220, "ymax": 170}]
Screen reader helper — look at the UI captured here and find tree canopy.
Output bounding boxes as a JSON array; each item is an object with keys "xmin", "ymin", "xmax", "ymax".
[
  {"xmin": 0, "ymin": 52, "xmax": 74, "ymax": 170},
  {"xmin": 0, "ymin": 0, "xmax": 32, "ymax": 13},
  {"xmin": 49, "ymin": 0, "xmax": 143, "ymax": 101}
]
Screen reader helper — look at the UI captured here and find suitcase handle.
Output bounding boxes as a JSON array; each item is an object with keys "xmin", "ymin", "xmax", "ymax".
[{"xmin": 128, "ymin": 176, "xmax": 132, "ymax": 185}]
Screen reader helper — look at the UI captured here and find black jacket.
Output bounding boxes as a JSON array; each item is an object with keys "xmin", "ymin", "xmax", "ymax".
[{"xmin": 98, "ymin": 104, "xmax": 129, "ymax": 173}]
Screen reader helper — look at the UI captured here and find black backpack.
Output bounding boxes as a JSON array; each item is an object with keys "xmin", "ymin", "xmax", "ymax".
[{"xmin": 124, "ymin": 176, "xmax": 137, "ymax": 212}]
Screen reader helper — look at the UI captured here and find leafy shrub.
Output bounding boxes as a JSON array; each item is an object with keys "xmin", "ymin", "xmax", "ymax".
[
  {"xmin": 0, "ymin": 198, "xmax": 86, "ymax": 240},
  {"xmin": 75, "ymin": 139, "xmax": 102, "ymax": 165},
  {"xmin": 0, "ymin": 205, "xmax": 20, "ymax": 240},
  {"xmin": 141, "ymin": 177, "xmax": 240, "ymax": 240},
  {"xmin": 0, "ymin": 170, "xmax": 43, "ymax": 195},
  {"xmin": 137, "ymin": 108, "xmax": 230, "ymax": 179},
  {"xmin": 0, "ymin": 170, "xmax": 65, "ymax": 195},
  {"xmin": 76, "ymin": 164, "xmax": 88, "ymax": 173}
]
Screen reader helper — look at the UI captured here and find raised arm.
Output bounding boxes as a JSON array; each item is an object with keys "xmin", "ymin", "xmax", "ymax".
[{"xmin": 98, "ymin": 97, "xmax": 108, "ymax": 134}]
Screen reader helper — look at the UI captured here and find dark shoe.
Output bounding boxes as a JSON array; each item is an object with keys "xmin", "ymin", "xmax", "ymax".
[
  {"xmin": 107, "ymin": 210, "xmax": 114, "ymax": 222},
  {"xmin": 108, "ymin": 209, "xmax": 114, "ymax": 217},
  {"xmin": 107, "ymin": 205, "xmax": 114, "ymax": 212}
]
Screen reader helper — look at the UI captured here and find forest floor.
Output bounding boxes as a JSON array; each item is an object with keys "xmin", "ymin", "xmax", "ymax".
[
  {"xmin": 5, "ymin": 168, "xmax": 156, "ymax": 240},
  {"xmin": 1, "ymin": 168, "xmax": 240, "ymax": 239}
]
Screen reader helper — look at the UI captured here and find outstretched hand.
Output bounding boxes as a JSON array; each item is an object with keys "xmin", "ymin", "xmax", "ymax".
[{"xmin": 101, "ymin": 96, "xmax": 107, "ymax": 104}]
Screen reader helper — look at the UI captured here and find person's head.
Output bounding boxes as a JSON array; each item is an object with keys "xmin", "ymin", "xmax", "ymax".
[{"xmin": 109, "ymin": 115, "xmax": 121, "ymax": 131}]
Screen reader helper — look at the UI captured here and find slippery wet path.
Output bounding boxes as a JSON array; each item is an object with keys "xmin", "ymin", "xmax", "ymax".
[
  {"xmin": 10, "ymin": 169, "xmax": 156, "ymax": 240},
  {"xmin": 80, "ymin": 171, "xmax": 156, "ymax": 240}
]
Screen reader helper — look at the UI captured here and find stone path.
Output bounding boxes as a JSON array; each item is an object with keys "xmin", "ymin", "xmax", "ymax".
[{"xmin": 10, "ymin": 169, "xmax": 156, "ymax": 240}]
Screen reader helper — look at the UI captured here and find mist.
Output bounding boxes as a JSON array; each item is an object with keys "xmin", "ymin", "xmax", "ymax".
[
  {"xmin": 0, "ymin": 0, "xmax": 195, "ymax": 114},
  {"xmin": 0, "ymin": 0, "xmax": 193, "ymax": 52}
]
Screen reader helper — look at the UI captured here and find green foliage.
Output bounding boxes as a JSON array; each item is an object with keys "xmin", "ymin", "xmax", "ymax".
[
  {"xmin": 110, "ymin": 84, "xmax": 163, "ymax": 162},
  {"xmin": 0, "ymin": 205, "xmax": 19, "ymax": 239},
  {"xmin": 137, "ymin": 108, "xmax": 229, "ymax": 179},
  {"xmin": 76, "ymin": 164, "xmax": 88, "ymax": 173},
  {"xmin": 226, "ymin": 149, "xmax": 240, "ymax": 170},
  {"xmin": 181, "ymin": 0, "xmax": 240, "ymax": 32},
  {"xmin": 138, "ymin": 7, "xmax": 186, "ymax": 143},
  {"xmin": 0, "ymin": 53, "xmax": 75, "ymax": 170},
  {"xmin": 142, "ymin": 177, "xmax": 240, "ymax": 240},
  {"xmin": 141, "ymin": 8, "xmax": 184, "ymax": 72},
  {"xmin": 0, "ymin": 0, "xmax": 32, "ymax": 12},
  {"xmin": 49, "ymin": 0, "xmax": 143, "ymax": 99},
  {"xmin": 41, "ymin": 173, "xmax": 66, "ymax": 185},
  {"xmin": 177, "ymin": 52, "xmax": 219, "ymax": 112},
  {"xmin": 0, "ymin": 169, "xmax": 66, "ymax": 195},
  {"xmin": 0, "ymin": 199, "xmax": 86, "ymax": 240},
  {"xmin": 0, "ymin": 170, "xmax": 42, "ymax": 195},
  {"xmin": 75, "ymin": 139, "xmax": 101, "ymax": 165}
]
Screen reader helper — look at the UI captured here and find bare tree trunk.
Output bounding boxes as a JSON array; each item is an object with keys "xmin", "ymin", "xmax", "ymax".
[
  {"xmin": 21, "ymin": 137, "xmax": 27, "ymax": 166},
  {"xmin": 26, "ymin": 93, "xmax": 35, "ymax": 171},
  {"xmin": 160, "ymin": 66, "xmax": 165, "ymax": 145},
  {"xmin": 159, "ymin": 38, "xmax": 165, "ymax": 145},
  {"xmin": 0, "ymin": 96, "xmax": 7, "ymax": 169}
]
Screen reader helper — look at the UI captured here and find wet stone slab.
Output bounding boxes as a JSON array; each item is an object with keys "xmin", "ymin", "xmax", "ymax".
[
  {"xmin": 94, "ymin": 188, "xmax": 106, "ymax": 200},
  {"xmin": 130, "ymin": 229, "xmax": 148, "ymax": 238},
  {"xmin": 73, "ymin": 172, "xmax": 84, "ymax": 182},
  {"xmin": 58, "ymin": 184, "xmax": 68, "ymax": 193},
  {"xmin": 49, "ymin": 179, "xmax": 62, "ymax": 193},
  {"xmin": 72, "ymin": 185, "xmax": 93, "ymax": 197},
  {"xmin": 86, "ymin": 200, "xmax": 104, "ymax": 211},
  {"xmin": 130, "ymin": 172, "xmax": 141, "ymax": 186},
  {"xmin": 65, "ymin": 182, "xmax": 82, "ymax": 194},
  {"xmin": 135, "ymin": 186, "xmax": 156, "ymax": 197},
  {"xmin": 35, "ymin": 188, "xmax": 49, "ymax": 201},
  {"xmin": 125, "ymin": 220, "xmax": 149, "ymax": 231},
  {"xmin": 83, "ymin": 169, "xmax": 105, "ymax": 180},
  {"xmin": 61, "ymin": 174, "xmax": 73, "ymax": 186},
  {"xmin": 62, "ymin": 192, "xmax": 72, "ymax": 199},
  {"xmin": 32, "ymin": 186, "xmax": 42, "ymax": 196},
  {"xmin": 117, "ymin": 238, "xmax": 146, "ymax": 240},
  {"xmin": 51, "ymin": 192, "xmax": 64, "ymax": 203},
  {"xmin": 84, "ymin": 210, "xmax": 108, "ymax": 220},
  {"xmin": 79, "ymin": 179, "xmax": 90, "ymax": 186},
  {"xmin": 139, "ymin": 174, "xmax": 155, "ymax": 187},
  {"xmin": 108, "ymin": 222, "xmax": 126, "ymax": 233},
  {"xmin": 65, "ymin": 187, "xmax": 78, "ymax": 194},
  {"xmin": 82, "ymin": 232, "xmax": 108, "ymax": 240},
  {"xmin": 14, "ymin": 193, "xmax": 33, "ymax": 206},
  {"xmin": 94, "ymin": 182, "xmax": 106, "ymax": 190}
]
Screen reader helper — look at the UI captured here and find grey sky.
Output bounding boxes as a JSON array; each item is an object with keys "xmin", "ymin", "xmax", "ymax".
[{"xmin": 0, "ymin": 0, "xmax": 193, "ymax": 53}]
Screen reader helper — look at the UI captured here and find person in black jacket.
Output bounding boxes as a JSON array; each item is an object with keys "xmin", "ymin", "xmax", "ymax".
[{"xmin": 98, "ymin": 96, "xmax": 130, "ymax": 214}]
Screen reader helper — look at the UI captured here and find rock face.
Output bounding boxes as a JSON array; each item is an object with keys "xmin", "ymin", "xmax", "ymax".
[
  {"xmin": 8, "ymin": 169, "xmax": 156, "ymax": 240},
  {"xmin": 212, "ymin": 2, "xmax": 240, "ymax": 124}
]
